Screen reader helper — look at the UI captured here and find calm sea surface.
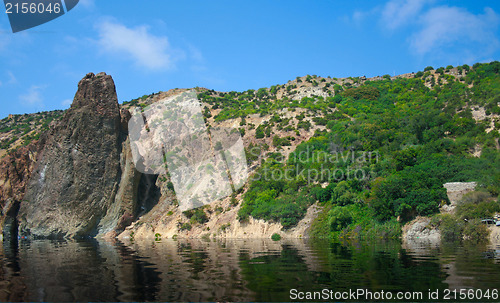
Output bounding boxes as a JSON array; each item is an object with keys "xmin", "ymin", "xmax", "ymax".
[{"xmin": 0, "ymin": 238, "xmax": 499, "ymax": 302}]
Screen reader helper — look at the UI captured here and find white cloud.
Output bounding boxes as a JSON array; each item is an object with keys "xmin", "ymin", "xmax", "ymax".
[
  {"xmin": 19, "ymin": 85, "xmax": 45, "ymax": 108},
  {"xmin": 381, "ymin": 0, "xmax": 432, "ymax": 30},
  {"xmin": 350, "ymin": 9, "xmax": 374, "ymax": 26},
  {"xmin": 345, "ymin": 6, "xmax": 380, "ymax": 27},
  {"xmin": 411, "ymin": 6, "xmax": 500, "ymax": 56},
  {"xmin": 0, "ymin": 71, "xmax": 17, "ymax": 87},
  {"xmin": 79, "ymin": 0, "xmax": 94, "ymax": 9},
  {"xmin": 95, "ymin": 20, "xmax": 174, "ymax": 70}
]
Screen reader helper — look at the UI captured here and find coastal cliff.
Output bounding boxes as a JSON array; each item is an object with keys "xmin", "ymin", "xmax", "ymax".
[
  {"xmin": 0, "ymin": 63, "xmax": 499, "ymax": 242},
  {"xmin": 0, "ymin": 73, "xmax": 135, "ymax": 239}
]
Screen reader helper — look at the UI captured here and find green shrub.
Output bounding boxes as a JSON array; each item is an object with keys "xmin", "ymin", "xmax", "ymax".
[
  {"xmin": 462, "ymin": 219, "xmax": 489, "ymax": 243},
  {"xmin": 238, "ymin": 182, "xmax": 314, "ymax": 229},
  {"xmin": 297, "ymin": 120, "xmax": 311, "ymax": 131},
  {"xmin": 179, "ymin": 223, "xmax": 192, "ymax": 231},
  {"xmin": 363, "ymin": 219, "xmax": 401, "ymax": 239},
  {"xmin": 271, "ymin": 233, "xmax": 282, "ymax": 241},
  {"xmin": 219, "ymin": 223, "xmax": 231, "ymax": 232},
  {"xmin": 456, "ymin": 191, "xmax": 499, "ymax": 220},
  {"xmin": 183, "ymin": 208, "xmax": 208, "ymax": 224},
  {"xmin": 230, "ymin": 194, "xmax": 238, "ymax": 206},
  {"xmin": 215, "ymin": 206, "xmax": 224, "ymax": 214},
  {"xmin": 343, "ymin": 86, "xmax": 380, "ymax": 101},
  {"xmin": 440, "ymin": 214, "xmax": 465, "ymax": 242},
  {"xmin": 328, "ymin": 207, "xmax": 353, "ymax": 232},
  {"xmin": 255, "ymin": 125, "xmax": 265, "ymax": 139},
  {"xmin": 272, "ymin": 135, "xmax": 293, "ymax": 147}
]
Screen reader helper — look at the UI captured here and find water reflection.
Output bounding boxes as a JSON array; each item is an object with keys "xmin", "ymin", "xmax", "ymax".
[{"xmin": 0, "ymin": 238, "xmax": 498, "ymax": 302}]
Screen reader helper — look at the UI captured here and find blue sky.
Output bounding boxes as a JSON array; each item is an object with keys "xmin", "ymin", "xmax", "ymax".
[{"xmin": 0, "ymin": 0, "xmax": 499, "ymax": 119}]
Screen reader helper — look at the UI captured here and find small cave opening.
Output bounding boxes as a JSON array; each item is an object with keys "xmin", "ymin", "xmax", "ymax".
[{"xmin": 135, "ymin": 174, "xmax": 161, "ymax": 217}]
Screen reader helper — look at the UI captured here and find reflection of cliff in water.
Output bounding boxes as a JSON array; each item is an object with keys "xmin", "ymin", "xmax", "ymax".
[
  {"xmin": 0, "ymin": 241, "xmax": 26, "ymax": 301},
  {"xmin": 127, "ymin": 239, "xmax": 257, "ymax": 302},
  {"xmin": 1, "ymin": 240, "xmax": 162, "ymax": 302},
  {"xmin": 0, "ymin": 238, "xmax": 499, "ymax": 301}
]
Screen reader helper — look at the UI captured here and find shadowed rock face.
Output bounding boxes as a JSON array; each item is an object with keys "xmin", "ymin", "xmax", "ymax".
[
  {"xmin": 18, "ymin": 72, "xmax": 125, "ymax": 238},
  {"xmin": 0, "ymin": 143, "xmax": 38, "ymax": 241}
]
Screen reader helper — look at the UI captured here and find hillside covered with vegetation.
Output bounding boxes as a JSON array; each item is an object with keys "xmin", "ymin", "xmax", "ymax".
[
  {"xmin": 197, "ymin": 62, "xmax": 500, "ymax": 239},
  {"xmin": 2, "ymin": 62, "xmax": 499, "ymax": 241},
  {"xmin": 0, "ymin": 110, "xmax": 64, "ymax": 158}
]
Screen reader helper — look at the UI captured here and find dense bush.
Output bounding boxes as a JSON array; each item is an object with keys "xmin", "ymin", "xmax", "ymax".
[
  {"xmin": 183, "ymin": 208, "xmax": 208, "ymax": 224},
  {"xmin": 179, "ymin": 222, "xmax": 192, "ymax": 231},
  {"xmin": 439, "ymin": 214, "xmax": 465, "ymax": 241},
  {"xmin": 342, "ymin": 86, "xmax": 380, "ymax": 101},
  {"xmin": 456, "ymin": 191, "xmax": 500, "ymax": 221},
  {"xmin": 433, "ymin": 190, "xmax": 498, "ymax": 243},
  {"xmin": 462, "ymin": 219, "xmax": 489, "ymax": 243},
  {"xmin": 328, "ymin": 207, "xmax": 353, "ymax": 231}
]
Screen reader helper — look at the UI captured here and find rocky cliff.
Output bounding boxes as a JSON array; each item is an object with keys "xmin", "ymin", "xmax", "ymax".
[
  {"xmin": 14, "ymin": 72, "xmax": 131, "ymax": 238},
  {"xmin": 0, "ymin": 72, "xmax": 323, "ymax": 241},
  {"xmin": 1, "ymin": 64, "xmax": 498, "ymax": 241}
]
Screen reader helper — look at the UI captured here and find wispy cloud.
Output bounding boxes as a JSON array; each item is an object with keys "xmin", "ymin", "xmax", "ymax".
[
  {"xmin": 381, "ymin": 0, "xmax": 432, "ymax": 30},
  {"xmin": 95, "ymin": 19, "xmax": 177, "ymax": 70},
  {"xmin": 354, "ymin": 0, "xmax": 500, "ymax": 62},
  {"xmin": 410, "ymin": 6, "xmax": 500, "ymax": 56},
  {"xmin": 6, "ymin": 71, "xmax": 17, "ymax": 85},
  {"xmin": 79, "ymin": 0, "xmax": 94, "ymax": 9},
  {"xmin": 19, "ymin": 85, "xmax": 45, "ymax": 108},
  {"xmin": 0, "ymin": 71, "xmax": 18, "ymax": 87}
]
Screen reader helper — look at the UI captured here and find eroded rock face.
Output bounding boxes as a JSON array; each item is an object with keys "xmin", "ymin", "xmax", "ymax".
[
  {"xmin": 18, "ymin": 72, "xmax": 125, "ymax": 238},
  {"xmin": 97, "ymin": 136, "xmax": 141, "ymax": 238},
  {"xmin": 0, "ymin": 143, "xmax": 38, "ymax": 240}
]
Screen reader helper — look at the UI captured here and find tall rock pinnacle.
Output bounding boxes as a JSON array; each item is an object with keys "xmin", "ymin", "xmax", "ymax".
[
  {"xmin": 18, "ymin": 72, "xmax": 124, "ymax": 238},
  {"xmin": 72, "ymin": 72, "xmax": 120, "ymax": 116}
]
